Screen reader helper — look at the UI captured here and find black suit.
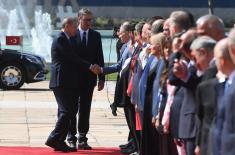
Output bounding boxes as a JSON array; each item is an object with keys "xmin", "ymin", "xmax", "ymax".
[
  {"xmin": 47, "ymin": 31, "xmax": 91, "ymax": 143},
  {"xmin": 168, "ymin": 52, "xmax": 198, "ymax": 155},
  {"xmin": 67, "ymin": 28, "xmax": 105, "ymax": 143},
  {"xmin": 196, "ymin": 78, "xmax": 219, "ymax": 155}
]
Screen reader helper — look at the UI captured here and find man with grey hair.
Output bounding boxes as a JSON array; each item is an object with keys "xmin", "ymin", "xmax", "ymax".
[
  {"xmin": 171, "ymin": 35, "xmax": 217, "ymax": 155},
  {"xmin": 169, "ymin": 10, "xmax": 195, "ymax": 38},
  {"xmin": 212, "ymin": 38, "xmax": 235, "ymax": 155},
  {"xmin": 167, "ymin": 11, "xmax": 195, "ymax": 155},
  {"xmin": 221, "ymin": 28, "xmax": 235, "ymax": 155},
  {"xmin": 196, "ymin": 14, "xmax": 225, "ymax": 41},
  {"xmin": 189, "ymin": 36, "xmax": 217, "ymax": 155},
  {"xmin": 190, "ymin": 36, "xmax": 216, "ymax": 74},
  {"xmin": 67, "ymin": 8, "xmax": 105, "ymax": 150},
  {"xmin": 195, "ymin": 38, "xmax": 233, "ymax": 155},
  {"xmin": 45, "ymin": 17, "xmax": 93, "ymax": 152},
  {"xmin": 227, "ymin": 28, "xmax": 235, "ymax": 63},
  {"xmin": 151, "ymin": 19, "xmax": 164, "ymax": 35}
]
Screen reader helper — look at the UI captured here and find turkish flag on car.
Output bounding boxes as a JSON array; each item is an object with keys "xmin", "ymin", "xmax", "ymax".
[{"xmin": 6, "ymin": 36, "xmax": 22, "ymax": 45}]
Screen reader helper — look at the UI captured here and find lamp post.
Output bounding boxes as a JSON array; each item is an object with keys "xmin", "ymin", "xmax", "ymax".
[{"xmin": 208, "ymin": 0, "xmax": 214, "ymax": 14}]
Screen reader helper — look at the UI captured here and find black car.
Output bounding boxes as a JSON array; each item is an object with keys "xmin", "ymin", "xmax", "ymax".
[{"xmin": 0, "ymin": 48, "xmax": 48, "ymax": 90}]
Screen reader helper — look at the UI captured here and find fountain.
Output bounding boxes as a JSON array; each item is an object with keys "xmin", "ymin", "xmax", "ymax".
[
  {"xmin": 31, "ymin": 10, "xmax": 53, "ymax": 62},
  {"xmin": 0, "ymin": 1, "xmax": 52, "ymax": 62},
  {"xmin": 7, "ymin": 9, "xmax": 20, "ymax": 36},
  {"xmin": 16, "ymin": 0, "xmax": 31, "ymax": 40}
]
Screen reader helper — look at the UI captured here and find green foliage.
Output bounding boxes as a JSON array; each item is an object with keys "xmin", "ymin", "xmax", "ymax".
[
  {"xmin": 224, "ymin": 17, "xmax": 235, "ymax": 28},
  {"xmin": 105, "ymin": 73, "xmax": 118, "ymax": 81},
  {"xmin": 95, "ymin": 17, "xmax": 109, "ymax": 27}
]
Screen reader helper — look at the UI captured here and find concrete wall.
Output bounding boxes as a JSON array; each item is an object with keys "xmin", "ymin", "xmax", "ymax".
[{"xmin": 85, "ymin": 6, "xmax": 235, "ymax": 22}]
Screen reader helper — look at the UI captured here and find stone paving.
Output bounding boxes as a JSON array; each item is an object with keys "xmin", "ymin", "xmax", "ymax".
[{"xmin": 0, "ymin": 81, "xmax": 128, "ymax": 147}]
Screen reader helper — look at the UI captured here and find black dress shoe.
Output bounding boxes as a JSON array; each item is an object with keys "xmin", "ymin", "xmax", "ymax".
[
  {"xmin": 68, "ymin": 141, "xmax": 77, "ymax": 150},
  {"xmin": 120, "ymin": 144, "xmax": 137, "ymax": 154},
  {"xmin": 119, "ymin": 141, "xmax": 133, "ymax": 149},
  {"xmin": 45, "ymin": 139, "xmax": 77, "ymax": 152},
  {"xmin": 119, "ymin": 143, "xmax": 130, "ymax": 149},
  {"xmin": 78, "ymin": 142, "xmax": 92, "ymax": 150},
  {"xmin": 110, "ymin": 103, "xmax": 117, "ymax": 116}
]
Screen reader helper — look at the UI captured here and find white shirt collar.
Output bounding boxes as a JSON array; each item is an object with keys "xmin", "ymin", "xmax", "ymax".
[
  {"xmin": 228, "ymin": 70, "xmax": 235, "ymax": 85},
  {"xmin": 209, "ymin": 58, "xmax": 215, "ymax": 67},
  {"xmin": 62, "ymin": 30, "xmax": 70, "ymax": 40},
  {"xmin": 197, "ymin": 58, "xmax": 215, "ymax": 77},
  {"xmin": 134, "ymin": 42, "xmax": 138, "ymax": 48},
  {"xmin": 78, "ymin": 25, "xmax": 89, "ymax": 44}
]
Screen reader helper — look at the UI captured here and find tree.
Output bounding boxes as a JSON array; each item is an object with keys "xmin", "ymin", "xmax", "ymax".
[{"xmin": 208, "ymin": 0, "xmax": 214, "ymax": 14}]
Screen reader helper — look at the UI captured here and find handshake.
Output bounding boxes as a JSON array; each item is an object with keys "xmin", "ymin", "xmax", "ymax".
[{"xmin": 90, "ymin": 64, "xmax": 103, "ymax": 75}]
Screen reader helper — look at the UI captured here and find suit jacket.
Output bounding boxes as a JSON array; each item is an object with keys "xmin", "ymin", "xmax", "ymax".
[
  {"xmin": 170, "ymin": 86, "xmax": 184, "ymax": 138},
  {"xmin": 196, "ymin": 78, "xmax": 219, "ymax": 155},
  {"xmin": 103, "ymin": 43, "xmax": 130, "ymax": 74},
  {"xmin": 151, "ymin": 58, "xmax": 165, "ymax": 118},
  {"xmin": 178, "ymin": 65, "xmax": 217, "ymax": 139},
  {"xmin": 49, "ymin": 31, "xmax": 90, "ymax": 89},
  {"xmin": 221, "ymin": 79, "xmax": 235, "ymax": 155},
  {"xmin": 72, "ymin": 29, "xmax": 105, "ymax": 88},
  {"xmin": 168, "ymin": 52, "xmax": 198, "ymax": 139},
  {"xmin": 212, "ymin": 81, "xmax": 225, "ymax": 155}
]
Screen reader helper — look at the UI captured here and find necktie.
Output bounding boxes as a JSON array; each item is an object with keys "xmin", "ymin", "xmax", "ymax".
[
  {"xmin": 224, "ymin": 79, "xmax": 230, "ymax": 93},
  {"xmin": 82, "ymin": 31, "xmax": 86, "ymax": 47}
]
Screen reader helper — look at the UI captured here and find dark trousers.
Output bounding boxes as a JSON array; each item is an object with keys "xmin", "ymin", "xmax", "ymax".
[
  {"xmin": 185, "ymin": 138, "xmax": 196, "ymax": 155},
  {"xmin": 67, "ymin": 86, "xmax": 94, "ymax": 143},
  {"xmin": 47, "ymin": 88, "xmax": 79, "ymax": 142},
  {"xmin": 124, "ymin": 101, "xmax": 140, "ymax": 151}
]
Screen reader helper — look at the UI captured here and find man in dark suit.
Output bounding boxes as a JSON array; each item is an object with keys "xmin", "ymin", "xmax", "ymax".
[
  {"xmin": 45, "ymin": 17, "xmax": 93, "ymax": 152},
  {"xmin": 168, "ymin": 29, "xmax": 198, "ymax": 155},
  {"xmin": 221, "ymin": 29, "xmax": 235, "ymax": 155},
  {"xmin": 66, "ymin": 8, "xmax": 105, "ymax": 150},
  {"xmin": 211, "ymin": 38, "xmax": 235, "ymax": 155},
  {"xmin": 186, "ymin": 36, "xmax": 217, "ymax": 155}
]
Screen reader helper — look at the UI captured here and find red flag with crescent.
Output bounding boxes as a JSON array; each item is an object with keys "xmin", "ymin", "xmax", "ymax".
[{"xmin": 6, "ymin": 36, "xmax": 22, "ymax": 45}]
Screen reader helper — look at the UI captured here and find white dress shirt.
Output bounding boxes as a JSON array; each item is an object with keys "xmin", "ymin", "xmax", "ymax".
[
  {"xmin": 78, "ymin": 25, "xmax": 89, "ymax": 45},
  {"xmin": 228, "ymin": 70, "xmax": 235, "ymax": 85}
]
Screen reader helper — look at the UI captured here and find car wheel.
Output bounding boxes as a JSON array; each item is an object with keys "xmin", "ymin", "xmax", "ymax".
[{"xmin": 0, "ymin": 63, "xmax": 25, "ymax": 90}]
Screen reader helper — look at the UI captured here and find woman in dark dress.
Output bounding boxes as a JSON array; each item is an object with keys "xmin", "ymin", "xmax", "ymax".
[{"xmin": 140, "ymin": 33, "xmax": 167, "ymax": 155}]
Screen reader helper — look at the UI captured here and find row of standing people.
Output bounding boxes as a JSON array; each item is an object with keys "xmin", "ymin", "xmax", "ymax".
[{"xmin": 92, "ymin": 10, "xmax": 235, "ymax": 155}]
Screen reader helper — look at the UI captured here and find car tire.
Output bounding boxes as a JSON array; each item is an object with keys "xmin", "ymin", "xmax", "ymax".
[{"xmin": 0, "ymin": 63, "xmax": 25, "ymax": 90}]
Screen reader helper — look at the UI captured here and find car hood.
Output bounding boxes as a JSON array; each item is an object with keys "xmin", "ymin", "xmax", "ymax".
[{"xmin": 2, "ymin": 49, "xmax": 43, "ymax": 59}]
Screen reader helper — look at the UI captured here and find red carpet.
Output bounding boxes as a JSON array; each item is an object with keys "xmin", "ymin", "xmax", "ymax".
[{"xmin": 0, "ymin": 147, "xmax": 122, "ymax": 155}]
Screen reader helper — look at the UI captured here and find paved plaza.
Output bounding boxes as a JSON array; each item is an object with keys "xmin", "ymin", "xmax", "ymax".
[{"xmin": 0, "ymin": 81, "xmax": 128, "ymax": 147}]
